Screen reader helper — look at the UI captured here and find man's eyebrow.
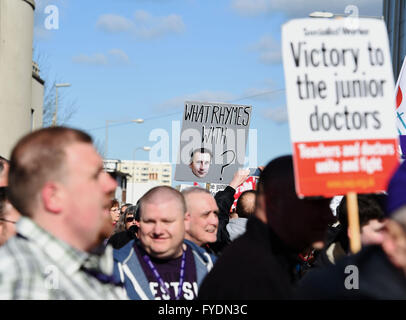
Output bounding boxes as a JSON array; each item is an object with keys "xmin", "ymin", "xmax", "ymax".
[
  {"xmin": 201, "ymin": 210, "xmax": 218, "ymax": 215},
  {"xmin": 93, "ymin": 165, "xmax": 104, "ymax": 177}
]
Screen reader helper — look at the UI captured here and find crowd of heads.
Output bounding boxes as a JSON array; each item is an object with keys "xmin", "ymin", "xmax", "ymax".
[{"xmin": 2, "ymin": 126, "xmax": 406, "ymax": 300}]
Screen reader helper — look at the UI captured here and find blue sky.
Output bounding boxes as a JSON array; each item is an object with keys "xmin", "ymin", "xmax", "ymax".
[{"xmin": 33, "ymin": 0, "xmax": 383, "ymax": 182}]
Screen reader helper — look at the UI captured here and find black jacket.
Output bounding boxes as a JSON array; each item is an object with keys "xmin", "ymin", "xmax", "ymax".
[
  {"xmin": 198, "ymin": 217, "xmax": 300, "ymax": 300},
  {"xmin": 206, "ymin": 186, "xmax": 235, "ymax": 255},
  {"xmin": 296, "ymin": 245, "xmax": 406, "ymax": 299},
  {"xmin": 107, "ymin": 226, "xmax": 138, "ymax": 249}
]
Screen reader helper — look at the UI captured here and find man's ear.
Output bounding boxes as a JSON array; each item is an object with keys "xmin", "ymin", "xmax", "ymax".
[
  {"xmin": 256, "ymin": 193, "xmax": 265, "ymax": 211},
  {"xmin": 184, "ymin": 212, "xmax": 191, "ymax": 230},
  {"xmin": 381, "ymin": 220, "xmax": 406, "ymax": 270},
  {"xmin": 255, "ymin": 193, "xmax": 268, "ymax": 224},
  {"xmin": 41, "ymin": 182, "xmax": 63, "ymax": 214}
]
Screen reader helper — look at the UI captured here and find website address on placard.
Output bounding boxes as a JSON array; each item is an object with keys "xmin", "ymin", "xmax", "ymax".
[{"xmin": 326, "ymin": 177, "xmax": 375, "ymax": 189}]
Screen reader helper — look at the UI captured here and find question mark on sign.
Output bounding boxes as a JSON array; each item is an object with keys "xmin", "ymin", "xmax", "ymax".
[
  {"xmin": 219, "ymin": 150, "xmax": 236, "ymax": 181},
  {"xmin": 344, "ymin": 5, "xmax": 359, "ymax": 29}
]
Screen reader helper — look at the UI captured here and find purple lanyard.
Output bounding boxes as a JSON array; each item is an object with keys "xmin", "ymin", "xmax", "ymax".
[{"xmin": 143, "ymin": 250, "xmax": 186, "ymax": 300}]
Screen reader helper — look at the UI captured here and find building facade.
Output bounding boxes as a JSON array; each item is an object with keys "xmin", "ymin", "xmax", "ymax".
[
  {"xmin": 103, "ymin": 159, "xmax": 130, "ymax": 204},
  {"xmin": 0, "ymin": 0, "xmax": 43, "ymax": 158},
  {"xmin": 119, "ymin": 160, "xmax": 172, "ymax": 204}
]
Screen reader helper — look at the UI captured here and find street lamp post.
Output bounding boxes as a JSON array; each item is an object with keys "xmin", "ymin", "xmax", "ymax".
[
  {"xmin": 52, "ymin": 83, "xmax": 71, "ymax": 126},
  {"xmin": 131, "ymin": 146, "xmax": 151, "ymax": 203},
  {"xmin": 104, "ymin": 118, "xmax": 145, "ymax": 159},
  {"xmin": 133, "ymin": 146, "xmax": 151, "ymax": 160},
  {"xmin": 308, "ymin": 11, "xmax": 383, "ymax": 19}
]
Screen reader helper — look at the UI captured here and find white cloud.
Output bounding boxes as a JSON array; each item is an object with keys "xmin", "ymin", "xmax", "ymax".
[
  {"xmin": 108, "ymin": 49, "xmax": 130, "ymax": 64},
  {"xmin": 96, "ymin": 14, "xmax": 134, "ymax": 33},
  {"xmin": 251, "ymin": 34, "xmax": 282, "ymax": 65},
  {"xmin": 231, "ymin": 0, "xmax": 270, "ymax": 16},
  {"xmin": 263, "ymin": 106, "xmax": 288, "ymax": 124},
  {"xmin": 72, "ymin": 53, "xmax": 108, "ymax": 66},
  {"xmin": 134, "ymin": 10, "xmax": 152, "ymax": 23},
  {"xmin": 72, "ymin": 49, "xmax": 130, "ymax": 66},
  {"xmin": 231, "ymin": 0, "xmax": 383, "ymax": 18},
  {"xmin": 96, "ymin": 10, "xmax": 185, "ymax": 40}
]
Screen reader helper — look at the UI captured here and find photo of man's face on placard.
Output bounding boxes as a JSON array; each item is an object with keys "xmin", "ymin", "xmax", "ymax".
[{"xmin": 189, "ymin": 148, "xmax": 212, "ymax": 178}]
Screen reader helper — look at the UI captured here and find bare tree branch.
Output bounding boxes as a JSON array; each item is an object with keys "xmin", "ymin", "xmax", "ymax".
[{"xmin": 33, "ymin": 47, "xmax": 78, "ymax": 127}]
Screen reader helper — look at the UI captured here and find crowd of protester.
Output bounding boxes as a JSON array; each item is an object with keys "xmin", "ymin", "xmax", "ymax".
[{"xmin": 0, "ymin": 126, "xmax": 406, "ymax": 299}]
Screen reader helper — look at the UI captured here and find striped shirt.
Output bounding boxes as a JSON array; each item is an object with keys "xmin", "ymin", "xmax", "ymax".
[{"xmin": 0, "ymin": 217, "xmax": 128, "ymax": 300}]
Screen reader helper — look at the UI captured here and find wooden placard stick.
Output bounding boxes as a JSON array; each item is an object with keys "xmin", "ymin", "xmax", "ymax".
[{"xmin": 346, "ymin": 191, "xmax": 361, "ymax": 254}]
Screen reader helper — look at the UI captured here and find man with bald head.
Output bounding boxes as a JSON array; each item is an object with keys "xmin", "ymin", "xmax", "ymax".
[
  {"xmin": 113, "ymin": 186, "xmax": 215, "ymax": 300},
  {"xmin": 182, "ymin": 187, "xmax": 220, "ymax": 249}
]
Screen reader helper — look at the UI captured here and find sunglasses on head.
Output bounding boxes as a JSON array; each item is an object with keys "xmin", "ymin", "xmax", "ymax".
[{"xmin": 126, "ymin": 216, "xmax": 135, "ymax": 223}]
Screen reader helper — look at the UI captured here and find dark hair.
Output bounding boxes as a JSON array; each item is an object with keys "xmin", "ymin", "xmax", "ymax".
[
  {"xmin": 190, "ymin": 148, "xmax": 212, "ymax": 160},
  {"xmin": 182, "ymin": 186, "xmax": 212, "ymax": 198},
  {"xmin": 0, "ymin": 187, "xmax": 7, "ymax": 219},
  {"xmin": 120, "ymin": 203, "xmax": 132, "ymax": 213},
  {"xmin": 114, "ymin": 204, "xmax": 139, "ymax": 233},
  {"xmin": 110, "ymin": 199, "xmax": 119, "ymax": 208},
  {"xmin": 8, "ymin": 127, "xmax": 92, "ymax": 217},
  {"xmin": 236, "ymin": 190, "xmax": 256, "ymax": 219},
  {"xmin": 257, "ymin": 155, "xmax": 294, "ymax": 204},
  {"xmin": 337, "ymin": 193, "xmax": 386, "ymax": 230}
]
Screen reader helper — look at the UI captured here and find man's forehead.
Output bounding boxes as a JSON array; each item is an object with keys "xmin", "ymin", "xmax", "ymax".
[
  {"xmin": 142, "ymin": 199, "xmax": 184, "ymax": 217},
  {"xmin": 66, "ymin": 142, "xmax": 100, "ymax": 163},
  {"xmin": 187, "ymin": 192, "xmax": 218, "ymax": 210},
  {"xmin": 193, "ymin": 152, "xmax": 211, "ymax": 160}
]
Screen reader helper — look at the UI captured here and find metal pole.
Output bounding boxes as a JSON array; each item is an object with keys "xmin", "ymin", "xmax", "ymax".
[
  {"xmin": 105, "ymin": 120, "xmax": 109, "ymax": 159},
  {"xmin": 132, "ymin": 149, "xmax": 137, "ymax": 203}
]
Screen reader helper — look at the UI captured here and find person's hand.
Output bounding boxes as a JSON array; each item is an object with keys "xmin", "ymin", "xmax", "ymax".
[{"xmin": 229, "ymin": 168, "xmax": 250, "ymax": 190}]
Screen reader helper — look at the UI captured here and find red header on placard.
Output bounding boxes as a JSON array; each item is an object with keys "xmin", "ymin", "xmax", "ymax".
[
  {"xmin": 231, "ymin": 176, "xmax": 257, "ymax": 211},
  {"xmin": 293, "ymin": 138, "xmax": 400, "ymax": 197}
]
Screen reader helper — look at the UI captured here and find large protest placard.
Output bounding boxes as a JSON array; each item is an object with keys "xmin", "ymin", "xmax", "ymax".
[
  {"xmin": 175, "ymin": 101, "xmax": 252, "ymax": 184},
  {"xmin": 282, "ymin": 18, "xmax": 399, "ymax": 198}
]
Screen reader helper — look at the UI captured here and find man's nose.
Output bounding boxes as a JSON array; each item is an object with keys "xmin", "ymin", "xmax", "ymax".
[
  {"xmin": 103, "ymin": 171, "xmax": 117, "ymax": 193},
  {"xmin": 209, "ymin": 212, "xmax": 219, "ymax": 226},
  {"xmin": 153, "ymin": 222, "xmax": 164, "ymax": 235}
]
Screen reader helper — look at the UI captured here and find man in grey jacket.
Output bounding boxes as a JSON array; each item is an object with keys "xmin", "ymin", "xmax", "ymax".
[
  {"xmin": 113, "ymin": 186, "xmax": 215, "ymax": 300},
  {"xmin": 227, "ymin": 190, "xmax": 256, "ymax": 241}
]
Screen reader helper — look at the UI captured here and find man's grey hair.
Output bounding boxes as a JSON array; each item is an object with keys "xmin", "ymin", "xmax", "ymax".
[{"xmin": 181, "ymin": 186, "xmax": 212, "ymax": 199}]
